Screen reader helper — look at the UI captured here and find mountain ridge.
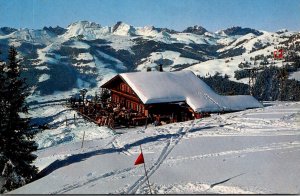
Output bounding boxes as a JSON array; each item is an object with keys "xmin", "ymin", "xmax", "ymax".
[{"xmin": 0, "ymin": 21, "xmax": 299, "ymax": 98}]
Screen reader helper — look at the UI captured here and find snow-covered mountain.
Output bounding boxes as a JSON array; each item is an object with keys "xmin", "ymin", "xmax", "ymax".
[
  {"xmin": 64, "ymin": 21, "xmax": 111, "ymax": 39},
  {"xmin": 0, "ymin": 21, "xmax": 299, "ymax": 96}
]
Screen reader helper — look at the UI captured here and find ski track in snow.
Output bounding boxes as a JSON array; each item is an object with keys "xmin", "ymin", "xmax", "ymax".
[
  {"xmin": 48, "ymin": 135, "xmax": 131, "ymax": 194},
  {"xmin": 111, "ymin": 137, "xmax": 132, "ymax": 156},
  {"xmin": 126, "ymin": 120, "xmax": 197, "ymax": 194},
  {"xmin": 151, "ymin": 181, "xmax": 255, "ymax": 194},
  {"xmin": 186, "ymin": 107, "xmax": 300, "ymax": 137},
  {"xmin": 37, "ymin": 120, "xmax": 198, "ymax": 191},
  {"xmin": 165, "ymin": 141, "xmax": 300, "ymax": 165},
  {"xmin": 51, "ymin": 167, "xmax": 135, "ymax": 194}
]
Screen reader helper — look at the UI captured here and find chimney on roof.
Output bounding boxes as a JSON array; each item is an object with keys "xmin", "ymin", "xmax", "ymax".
[{"xmin": 159, "ymin": 64, "xmax": 163, "ymax": 72}]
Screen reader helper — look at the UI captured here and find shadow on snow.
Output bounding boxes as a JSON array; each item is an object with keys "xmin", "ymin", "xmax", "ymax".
[{"xmin": 36, "ymin": 125, "xmax": 215, "ymax": 180}]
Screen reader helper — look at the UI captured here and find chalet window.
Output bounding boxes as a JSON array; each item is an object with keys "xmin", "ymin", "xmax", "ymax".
[
  {"xmin": 130, "ymin": 102, "xmax": 137, "ymax": 111},
  {"xmin": 120, "ymin": 84, "xmax": 124, "ymax": 92},
  {"xmin": 134, "ymin": 103, "xmax": 137, "ymax": 111},
  {"xmin": 132, "ymin": 102, "xmax": 135, "ymax": 110},
  {"xmin": 126, "ymin": 86, "xmax": 130, "ymax": 93},
  {"xmin": 140, "ymin": 104, "xmax": 144, "ymax": 114}
]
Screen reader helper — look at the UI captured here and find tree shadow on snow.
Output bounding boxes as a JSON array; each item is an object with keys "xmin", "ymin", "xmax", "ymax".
[{"xmin": 35, "ymin": 125, "xmax": 215, "ymax": 180}]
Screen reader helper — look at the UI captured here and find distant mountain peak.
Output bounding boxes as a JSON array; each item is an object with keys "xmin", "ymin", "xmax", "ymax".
[
  {"xmin": 276, "ymin": 29, "xmax": 288, "ymax": 34},
  {"xmin": 0, "ymin": 27, "xmax": 17, "ymax": 35},
  {"xmin": 220, "ymin": 26, "xmax": 263, "ymax": 36},
  {"xmin": 67, "ymin": 21, "xmax": 102, "ymax": 29},
  {"xmin": 154, "ymin": 27, "xmax": 179, "ymax": 34},
  {"xmin": 63, "ymin": 20, "xmax": 108, "ymax": 39},
  {"xmin": 182, "ymin": 25, "xmax": 208, "ymax": 35},
  {"xmin": 112, "ymin": 21, "xmax": 124, "ymax": 32},
  {"xmin": 112, "ymin": 21, "xmax": 136, "ymax": 36},
  {"xmin": 43, "ymin": 26, "xmax": 67, "ymax": 35}
]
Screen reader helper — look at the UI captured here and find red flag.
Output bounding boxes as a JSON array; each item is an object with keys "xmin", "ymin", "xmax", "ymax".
[{"xmin": 134, "ymin": 152, "xmax": 144, "ymax": 165}]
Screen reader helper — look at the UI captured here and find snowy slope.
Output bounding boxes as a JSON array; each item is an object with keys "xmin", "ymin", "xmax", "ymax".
[
  {"xmin": 219, "ymin": 31, "xmax": 282, "ymax": 53},
  {"xmin": 135, "ymin": 26, "xmax": 160, "ymax": 37},
  {"xmin": 136, "ymin": 51, "xmax": 199, "ymax": 71},
  {"xmin": 289, "ymin": 71, "xmax": 300, "ymax": 80},
  {"xmin": 185, "ymin": 30, "xmax": 298, "ymax": 84},
  {"xmin": 112, "ymin": 22, "xmax": 136, "ymax": 36},
  {"xmin": 4, "ymin": 28, "xmax": 57, "ymax": 44},
  {"xmin": 8, "ymin": 100, "xmax": 300, "ymax": 194}
]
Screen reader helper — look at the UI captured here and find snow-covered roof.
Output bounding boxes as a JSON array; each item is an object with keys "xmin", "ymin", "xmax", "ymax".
[{"xmin": 105, "ymin": 70, "xmax": 262, "ymax": 112}]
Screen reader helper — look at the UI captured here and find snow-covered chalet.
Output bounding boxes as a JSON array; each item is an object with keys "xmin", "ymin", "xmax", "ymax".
[{"xmin": 101, "ymin": 70, "xmax": 262, "ymax": 121}]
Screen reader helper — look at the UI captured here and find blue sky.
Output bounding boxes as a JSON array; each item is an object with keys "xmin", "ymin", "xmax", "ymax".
[{"xmin": 0, "ymin": 0, "xmax": 299, "ymax": 32}]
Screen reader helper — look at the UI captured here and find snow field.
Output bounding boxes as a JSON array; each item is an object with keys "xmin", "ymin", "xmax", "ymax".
[
  {"xmin": 69, "ymin": 41, "xmax": 90, "ymax": 49},
  {"xmin": 137, "ymin": 51, "xmax": 199, "ymax": 72},
  {"xmin": 171, "ymin": 33, "xmax": 217, "ymax": 45},
  {"xmin": 38, "ymin": 74, "xmax": 50, "ymax": 82},
  {"xmin": 289, "ymin": 70, "xmax": 300, "ymax": 80},
  {"xmin": 75, "ymin": 52, "xmax": 93, "ymax": 61},
  {"xmin": 9, "ymin": 99, "xmax": 300, "ymax": 194},
  {"xmin": 185, "ymin": 44, "xmax": 290, "ymax": 84}
]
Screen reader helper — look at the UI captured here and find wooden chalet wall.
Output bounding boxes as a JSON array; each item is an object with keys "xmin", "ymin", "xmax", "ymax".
[{"xmin": 107, "ymin": 79, "xmax": 147, "ymax": 116}]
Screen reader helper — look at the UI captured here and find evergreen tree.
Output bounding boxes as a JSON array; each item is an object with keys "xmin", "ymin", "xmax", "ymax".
[
  {"xmin": 0, "ymin": 49, "xmax": 7, "ymax": 189},
  {"xmin": 0, "ymin": 46, "xmax": 38, "ymax": 193},
  {"xmin": 0, "ymin": 49, "xmax": 5, "ymax": 116},
  {"xmin": 198, "ymin": 73, "xmax": 249, "ymax": 96}
]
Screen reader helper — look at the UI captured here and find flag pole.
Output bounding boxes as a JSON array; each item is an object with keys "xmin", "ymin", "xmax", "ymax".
[{"xmin": 140, "ymin": 145, "xmax": 153, "ymax": 194}]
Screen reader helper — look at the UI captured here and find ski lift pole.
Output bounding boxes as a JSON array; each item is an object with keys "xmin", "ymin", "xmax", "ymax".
[
  {"xmin": 144, "ymin": 116, "xmax": 148, "ymax": 129},
  {"xmin": 81, "ymin": 130, "xmax": 86, "ymax": 148},
  {"xmin": 140, "ymin": 145, "xmax": 153, "ymax": 194}
]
